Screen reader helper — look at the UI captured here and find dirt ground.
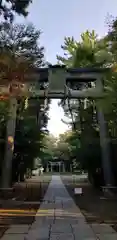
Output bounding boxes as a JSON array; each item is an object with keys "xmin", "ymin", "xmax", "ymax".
[
  {"xmin": 0, "ymin": 174, "xmax": 51, "ymax": 238},
  {"xmin": 61, "ymin": 174, "xmax": 117, "ymax": 231}
]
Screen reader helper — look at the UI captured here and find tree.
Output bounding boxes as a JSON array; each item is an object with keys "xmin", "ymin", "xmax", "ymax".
[
  {"xmin": 57, "ymin": 30, "xmax": 106, "ymax": 133},
  {"xmin": 12, "ymin": 97, "xmax": 50, "ymax": 182},
  {"xmin": 57, "ymin": 30, "xmax": 114, "ymax": 186},
  {"xmin": 0, "ymin": 0, "xmax": 32, "ymax": 22},
  {"xmin": 52, "ymin": 131, "xmax": 81, "ymax": 172},
  {"xmin": 0, "ymin": 22, "xmax": 45, "ymax": 67},
  {"xmin": 57, "ymin": 31, "xmax": 112, "ymax": 68},
  {"xmin": 0, "ymin": 22, "xmax": 45, "ymax": 187},
  {"xmin": 42, "ymin": 134, "xmax": 57, "ymax": 159},
  {"xmin": 0, "ymin": 100, "xmax": 8, "ymax": 177},
  {"xmin": 101, "ymin": 17, "xmax": 117, "ymax": 138}
]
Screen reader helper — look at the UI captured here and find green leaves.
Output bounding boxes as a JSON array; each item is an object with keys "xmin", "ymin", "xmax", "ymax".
[
  {"xmin": 0, "ymin": 0, "xmax": 32, "ymax": 22},
  {"xmin": 57, "ymin": 36, "xmax": 78, "ymax": 67},
  {"xmin": 0, "ymin": 22, "xmax": 45, "ymax": 68}
]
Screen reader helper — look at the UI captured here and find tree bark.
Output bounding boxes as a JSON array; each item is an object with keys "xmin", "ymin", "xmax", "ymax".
[
  {"xmin": 1, "ymin": 97, "xmax": 17, "ymax": 188},
  {"xmin": 97, "ymin": 108, "xmax": 113, "ymax": 186}
]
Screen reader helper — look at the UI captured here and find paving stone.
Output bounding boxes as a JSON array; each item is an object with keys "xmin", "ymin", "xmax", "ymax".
[
  {"xmin": 25, "ymin": 237, "xmax": 48, "ymax": 240},
  {"xmin": 55, "ymin": 206, "xmax": 62, "ymax": 210},
  {"xmin": 50, "ymin": 233, "xmax": 74, "ymax": 240},
  {"xmin": 55, "ymin": 210, "xmax": 84, "ymax": 219},
  {"xmin": 5, "ymin": 225, "xmax": 30, "ymax": 234},
  {"xmin": 91, "ymin": 224, "xmax": 116, "ymax": 234},
  {"xmin": 96, "ymin": 233, "xmax": 117, "ymax": 240},
  {"xmin": 25, "ymin": 228, "xmax": 49, "ymax": 240},
  {"xmin": 55, "ymin": 203, "xmax": 62, "ymax": 209},
  {"xmin": 62, "ymin": 203, "xmax": 75, "ymax": 209},
  {"xmin": 74, "ymin": 238, "xmax": 96, "ymax": 240},
  {"xmin": 35, "ymin": 215, "xmax": 54, "ymax": 224},
  {"xmin": 51, "ymin": 223, "xmax": 72, "ymax": 233},
  {"xmin": 31, "ymin": 222, "xmax": 51, "ymax": 229},
  {"xmin": 1, "ymin": 234, "xmax": 26, "ymax": 240},
  {"xmin": 54, "ymin": 217, "xmax": 85, "ymax": 224},
  {"xmin": 53, "ymin": 219, "xmax": 73, "ymax": 226},
  {"xmin": 71, "ymin": 220, "xmax": 86, "ymax": 225},
  {"xmin": 72, "ymin": 223, "xmax": 93, "ymax": 231},
  {"xmin": 52, "ymin": 219, "xmax": 71, "ymax": 224},
  {"xmin": 55, "ymin": 199, "xmax": 62, "ymax": 203},
  {"xmin": 31, "ymin": 225, "xmax": 51, "ymax": 231},
  {"xmin": 4, "ymin": 176, "xmax": 114, "ymax": 240},
  {"xmin": 54, "ymin": 210, "xmax": 63, "ymax": 217},
  {"xmin": 40, "ymin": 203, "xmax": 55, "ymax": 210},
  {"xmin": 74, "ymin": 231, "xmax": 95, "ymax": 239},
  {"xmin": 73, "ymin": 224, "xmax": 95, "ymax": 238}
]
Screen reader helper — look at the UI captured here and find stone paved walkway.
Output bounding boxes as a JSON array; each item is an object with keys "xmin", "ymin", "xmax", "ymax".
[{"xmin": 1, "ymin": 175, "xmax": 117, "ymax": 239}]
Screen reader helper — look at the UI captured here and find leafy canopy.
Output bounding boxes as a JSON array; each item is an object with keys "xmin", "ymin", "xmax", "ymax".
[{"xmin": 0, "ymin": 0, "xmax": 32, "ymax": 22}]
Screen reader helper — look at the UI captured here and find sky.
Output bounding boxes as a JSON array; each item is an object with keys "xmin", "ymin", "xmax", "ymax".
[{"xmin": 16, "ymin": 0, "xmax": 117, "ymax": 137}]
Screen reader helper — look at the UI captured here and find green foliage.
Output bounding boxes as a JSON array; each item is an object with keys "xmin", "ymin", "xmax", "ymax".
[
  {"xmin": 13, "ymin": 98, "xmax": 50, "ymax": 181},
  {"xmin": 57, "ymin": 30, "xmax": 111, "ymax": 68},
  {"xmin": 0, "ymin": 22, "xmax": 45, "ymax": 67},
  {"xmin": 41, "ymin": 134, "xmax": 57, "ymax": 160},
  {"xmin": 57, "ymin": 37, "xmax": 79, "ymax": 66},
  {"xmin": 56, "ymin": 26, "xmax": 117, "ymax": 180},
  {"xmin": 0, "ymin": 0, "xmax": 32, "ymax": 22},
  {"xmin": 0, "ymin": 21, "xmax": 47, "ymax": 183}
]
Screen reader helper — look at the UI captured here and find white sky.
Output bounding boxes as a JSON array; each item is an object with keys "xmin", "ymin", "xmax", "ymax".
[{"xmin": 48, "ymin": 99, "xmax": 69, "ymax": 137}]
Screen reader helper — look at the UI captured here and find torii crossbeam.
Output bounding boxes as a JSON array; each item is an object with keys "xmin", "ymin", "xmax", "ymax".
[{"xmin": 0, "ymin": 65, "xmax": 110, "ymax": 99}]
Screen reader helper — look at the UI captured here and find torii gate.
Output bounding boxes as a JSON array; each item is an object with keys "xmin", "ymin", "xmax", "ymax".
[{"xmin": 1, "ymin": 65, "xmax": 113, "ymax": 188}]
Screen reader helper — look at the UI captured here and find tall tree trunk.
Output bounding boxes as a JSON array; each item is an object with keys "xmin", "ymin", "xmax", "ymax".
[
  {"xmin": 96, "ymin": 78, "xmax": 113, "ymax": 186},
  {"xmin": 1, "ymin": 97, "xmax": 17, "ymax": 188},
  {"xmin": 97, "ymin": 107, "xmax": 113, "ymax": 186},
  {"xmin": 78, "ymin": 99, "xmax": 84, "ymax": 132}
]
